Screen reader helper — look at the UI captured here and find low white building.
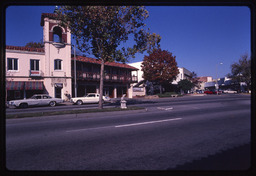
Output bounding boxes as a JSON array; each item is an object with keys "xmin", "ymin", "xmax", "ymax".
[
  {"xmin": 171, "ymin": 67, "xmax": 192, "ymax": 85},
  {"xmin": 128, "ymin": 61, "xmax": 192, "ymax": 96},
  {"xmin": 128, "ymin": 61, "xmax": 146, "ymax": 97}
]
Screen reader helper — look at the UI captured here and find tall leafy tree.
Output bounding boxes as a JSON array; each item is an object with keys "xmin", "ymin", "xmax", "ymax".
[
  {"xmin": 57, "ymin": 6, "xmax": 161, "ymax": 109},
  {"xmin": 227, "ymin": 54, "xmax": 251, "ymax": 91},
  {"xmin": 178, "ymin": 79, "xmax": 194, "ymax": 94},
  {"xmin": 189, "ymin": 71, "xmax": 199, "ymax": 89},
  {"xmin": 141, "ymin": 48, "xmax": 179, "ymax": 94}
]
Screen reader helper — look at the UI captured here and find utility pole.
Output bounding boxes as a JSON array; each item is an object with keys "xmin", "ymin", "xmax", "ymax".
[
  {"xmin": 216, "ymin": 62, "xmax": 223, "ymax": 95},
  {"xmin": 74, "ymin": 45, "xmax": 77, "ymax": 97}
]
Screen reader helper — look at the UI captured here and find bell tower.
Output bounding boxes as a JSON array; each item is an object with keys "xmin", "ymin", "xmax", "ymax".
[{"xmin": 40, "ymin": 10, "xmax": 72, "ymax": 100}]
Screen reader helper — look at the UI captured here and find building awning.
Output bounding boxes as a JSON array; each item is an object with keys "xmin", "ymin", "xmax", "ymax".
[
  {"xmin": 6, "ymin": 81, "xmax": 44, "ymax": 91},
  {"xmin": 25, "ymin": 82, "xmax": 43, "ymax": 90},
  {"xmin": 6, "ymin": 81, "xmax": 24, "ymax": 90}
]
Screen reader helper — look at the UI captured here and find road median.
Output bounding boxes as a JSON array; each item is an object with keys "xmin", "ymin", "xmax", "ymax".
[{"xmin": 6, "ymin": 106, "xmax": 145, "ymax": 119}]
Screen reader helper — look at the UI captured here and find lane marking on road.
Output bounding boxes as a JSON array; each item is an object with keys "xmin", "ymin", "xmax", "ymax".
[
  {"xmin": 115, "ymin": 118, "xmax": 182, "ymax": 128},
  {"xmin": 66, "ymin": 126, "xmax": 112, "ymax": 133},
  {"xmin": 66, "ymin": 118, "xmax": 182, "ymax": 132},
  {"xmin": 157, "ymin": 107, "xmax": 173, "ymax": 111}
]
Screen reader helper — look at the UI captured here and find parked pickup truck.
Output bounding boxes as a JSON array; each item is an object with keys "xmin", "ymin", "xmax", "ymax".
[
  {"xmin": 70, "ymin": 93, "xmax": 111, "ymax": 105},
  {"xmin": 8, "ymin": 94, "xmax": 64, "ymax": 108}
]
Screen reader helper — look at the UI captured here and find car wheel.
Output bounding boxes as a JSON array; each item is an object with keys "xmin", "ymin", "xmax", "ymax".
[
  {"xmin": 49, "ymin": 101, "xmax": 56, "ymax": 107},
  {"xmin": 77, "ymin": 100, "xmax": 83, "ymax": 105},
  {"xmin": 19, "ymin": 103, "xmax": 28, "ymax": 108}
]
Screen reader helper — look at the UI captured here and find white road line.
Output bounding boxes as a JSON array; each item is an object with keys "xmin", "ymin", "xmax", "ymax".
[
  {"xmin": 165, "ymin": 107, "xmax": 173, "ymax": 110},
  {"xmin": 115, "ymin": 118, "xmax": 182, "ymax": 128},
  {"xmin": 66, "ymin": 126, "xmax": 112, "ymax": 133},
  {"xmin": 157, "ymin": 107, "xmax": 173, "ymax": 111},
  {"xmin": 66, "ymin": 118, "xmax": 182, "ymax": 132}
]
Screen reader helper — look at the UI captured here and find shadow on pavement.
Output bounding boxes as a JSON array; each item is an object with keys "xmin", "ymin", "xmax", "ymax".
[{"xmin": 172, "ymin": 143, "xmax": 251, "ymax": 170}]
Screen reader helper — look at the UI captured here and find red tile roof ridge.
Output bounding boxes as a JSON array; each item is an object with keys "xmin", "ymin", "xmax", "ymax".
[
  {"xmin": 6, "ymin": 45, "xmax": 45, "ymax": 53},
  {"xmin": 72, "ymin": 55, "xmax": 138, "ymax": 70},
  {"xmin": 41, "ymin": 13, "xmax": 60, "ymax": 26}
]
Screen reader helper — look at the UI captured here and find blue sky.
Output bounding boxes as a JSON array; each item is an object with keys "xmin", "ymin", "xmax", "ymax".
[{"xmin": 5, "ymin": 6, "xmax": 251, "ymax": 79}]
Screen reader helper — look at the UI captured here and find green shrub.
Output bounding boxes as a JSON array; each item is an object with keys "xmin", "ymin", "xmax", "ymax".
[{"xmin": 157, "ymin": 92, "xmax": 179, "ymax": 97}]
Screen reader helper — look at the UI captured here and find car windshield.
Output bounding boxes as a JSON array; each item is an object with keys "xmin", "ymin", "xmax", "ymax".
[
  {"xmin": 87, "ymin": 94, "xmax": 95, "ymax": 97},
  {"xmin": 30, "ymin": 95, "xmax": 41, "ymax": 99},
  {"xmin": 43, "ymin": 95, "xmax": 52, "ymax": 99}
]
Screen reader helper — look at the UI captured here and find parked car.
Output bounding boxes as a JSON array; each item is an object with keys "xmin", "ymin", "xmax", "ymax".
[
  {"xmin": 223, "ymin": 89, "xmax": 237, "ymax": 94},
  {"xmin": 204, "ymin": 90, "xmax": 222, "ymax": 94},
  {"xmin": 70, "ymin": 93, "xmax": 111, "ymax": 105},
  {"xmin": 204, "ymin": 90, "xmax": 215, "ymax": 94},
  {"xmin": 196, "ymin": 90, "xmax": 204, "ymax": 94},
  {"xmin": 8, "ymin": 94, "xmax": 64, "ymax": 108}
]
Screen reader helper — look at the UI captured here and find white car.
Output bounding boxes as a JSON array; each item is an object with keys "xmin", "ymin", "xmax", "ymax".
[
  {"xmin": 71, "ymin": 93, "xmax": 111, "ymax": 105},
  {"xmin": 223, "ymin": 89, "xmax": 237, "ymax": 94},
  {"xmin": 8, "ymin": 94, "xmax": 64, "ymax": 108}
]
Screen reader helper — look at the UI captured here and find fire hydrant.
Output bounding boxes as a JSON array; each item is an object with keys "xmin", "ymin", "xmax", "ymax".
[{"xmin": 120, "ymin": 94, "xmax": 127, "ymax": 109}]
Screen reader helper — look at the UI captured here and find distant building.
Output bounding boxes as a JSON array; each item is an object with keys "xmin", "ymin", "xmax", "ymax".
[
  {"xmin": 128, "ymin": 61, "xmax": 146, "ymax": 97},
  {"xmin": 197, "ymin": 76, "xmax": 213, "ymax": 90},
  {"xmin": 128, "ymin": 61, "xmax": 193, "ymax": 95},
  {"xmin": 172, "ymin": 67, "xmax": 192, "ymax": 85}
]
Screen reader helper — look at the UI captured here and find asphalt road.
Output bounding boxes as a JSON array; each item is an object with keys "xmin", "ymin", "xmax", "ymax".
[{"xmin": 5, "ymin": 94, "xmax": 251, "ymax": 170}]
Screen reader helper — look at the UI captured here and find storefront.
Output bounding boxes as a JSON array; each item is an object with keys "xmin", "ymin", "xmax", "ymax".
[{"xmin": 6, "ymin": 81, "xmax": 44, "ymax": 100}]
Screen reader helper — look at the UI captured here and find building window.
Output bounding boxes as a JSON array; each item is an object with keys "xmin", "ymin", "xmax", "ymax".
[
  {"xmin": 7, "ymin": 58, "xmax": 18, "ymax": 71},
  {"xmin": 30, "ymin": 59, "xmax": 39, "ymax": 71},
  {"xmin": 54, "ymin": 59, "xmax": 62, "ymax": 70}
]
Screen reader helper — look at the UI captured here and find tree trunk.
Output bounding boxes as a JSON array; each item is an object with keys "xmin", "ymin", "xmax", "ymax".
[
  {"xmin": 159, "ymin": 84, "xmax": 162, "ymax": 94},
  {"xmin": 99, "ymin": 59, "xmax": 105, "ymax": 109}
]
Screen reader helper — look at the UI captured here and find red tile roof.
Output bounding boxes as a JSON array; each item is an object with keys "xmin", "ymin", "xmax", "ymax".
[
  {"xmin": 41, "ymin": 13, "xmax": 59, "ymax": 26},
  {"xmin": 72, "ymin": 56, "xmax": 139, "ymax": 70},
  {"xmin": 6, "ymin": 45, "xmax": 45, "ymax": 53}
]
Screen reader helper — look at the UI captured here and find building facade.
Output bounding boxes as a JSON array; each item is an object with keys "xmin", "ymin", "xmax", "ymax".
[
  {"xmin": 197, "ymin": 76, "xmax": 213, "ymax": 90},
  {"xmin": 72, "ymin": 56, "xmax": 138, "ymax": 98},
  {"xmin": 5, "ymin": 13, "xmax": 138, "ymax": 101},
  {"xmin": 171, "ymin": 67, "xmax": 192, "ymax": 85},
  {"xmin": 128, "ymin": 61, "xmax": 193, "ymax": 96}
]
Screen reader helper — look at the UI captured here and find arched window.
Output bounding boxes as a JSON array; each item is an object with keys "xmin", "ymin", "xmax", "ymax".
[
  {"xmin": 54, "ymin": 59, "xmax": 62, "ymax": 70},
  {"xmin": 53, "ymin": 26, "xmax": 63, "ymax": 43}
]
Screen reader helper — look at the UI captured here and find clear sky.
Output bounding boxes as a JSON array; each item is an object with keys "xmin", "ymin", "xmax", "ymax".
[{"xmin": 5, "ymin": 5, "xmax": 251, "ymax": 79}]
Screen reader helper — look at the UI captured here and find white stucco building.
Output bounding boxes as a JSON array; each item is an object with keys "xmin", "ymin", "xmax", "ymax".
[
  {"xmin": 171, "ymin": 67, "xmax": 192, "ymax": 85},
  {"xmin": 128, "ymin": 61, "xmax": 193, "ymax": 96},
  {"xmin": 6, "ymin": 13, "xmax": 72, "ymax": 101},
  {"xmin": 6, "ymin": 13, "xmax": 138, "ymax": 101}
]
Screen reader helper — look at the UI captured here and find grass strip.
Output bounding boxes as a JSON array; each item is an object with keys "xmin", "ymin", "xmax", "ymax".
[{"xmin": 6, "ymin": 106, "xmax": 145, "ymax": 119}]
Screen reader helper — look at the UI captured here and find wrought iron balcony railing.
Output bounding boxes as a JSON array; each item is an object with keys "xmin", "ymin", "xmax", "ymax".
[{"xmin": 73, "ymin": 71, "xmax": 138, "ymax": 83}]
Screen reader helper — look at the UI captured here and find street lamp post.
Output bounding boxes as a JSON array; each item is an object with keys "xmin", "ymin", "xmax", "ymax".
[
  {"xmin": 216, "ymin": 62, "xmax": 223, "ymax": 95},
  {"xmin": 74, "ymin": 45, "xmax": 77, "ymax": 97}
]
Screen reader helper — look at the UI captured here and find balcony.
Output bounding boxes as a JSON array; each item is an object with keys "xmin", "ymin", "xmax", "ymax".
[
  {"xmin": 74, "ymin": 71, "xmax": 138, "ymax": 83},
  {"xmin": 29, "ymin": 70, "xmax": 43, "ymax": 77}
]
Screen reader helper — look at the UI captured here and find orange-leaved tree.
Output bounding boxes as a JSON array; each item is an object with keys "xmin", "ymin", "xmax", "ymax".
[{"xmin": 141, "ymin": 49, "xmax": 179, "ymax": 94}]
